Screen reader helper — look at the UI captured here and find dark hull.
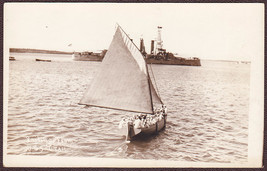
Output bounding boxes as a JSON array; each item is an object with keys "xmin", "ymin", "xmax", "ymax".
[
  {"xmin": 126, "ymin": 114, "xmax": 167, "ymax": 141},
  {"xmin": 146, "ymin": 58, "xmax": 201, "ymax": 66},
  {"xmin": 35, "ymin": 59, "xmax": 51, "ymax": 62},
  {"xmin": 72, "ymin": 55, "xmax": 103, "ymax": 61},
  {"xmin": 72, "ymin": 51, "xmax": 106, "ymax": 61},
  {"xmin": 9, "ymin": 57, "xmax": 16, "ymax": 61}
]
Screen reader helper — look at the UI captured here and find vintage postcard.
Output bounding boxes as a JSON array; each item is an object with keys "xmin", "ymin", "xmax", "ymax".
[{"xmin": 3, "ymin": 3, "xmax": 264, "ymax": 168}]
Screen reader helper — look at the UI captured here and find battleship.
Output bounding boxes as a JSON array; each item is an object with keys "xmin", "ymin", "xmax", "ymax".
[
  {"xmin": 141, "ymin": 26, "xmax": 201, "ymax": 66},
  {"xmin": 72, "ymin": 50, "xmax": 107, "ymax": 61},
  {"xmin": 72, "ymin": 27, "xmax": 201, "ymax": 66}
]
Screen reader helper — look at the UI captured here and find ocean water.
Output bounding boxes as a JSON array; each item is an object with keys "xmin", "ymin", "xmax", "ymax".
[{"xmin": 7, "ymin": 53, "xmax": 250, "ymax": 163}]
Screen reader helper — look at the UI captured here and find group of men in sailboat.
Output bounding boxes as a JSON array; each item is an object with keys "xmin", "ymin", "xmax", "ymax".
[
  {"xmin": 119, "ymin": 105, "xmax": 167, "ymax": 129},
  {"xmin": 79, "ymin": 24, "xmax": 167, "ymax": 140}
]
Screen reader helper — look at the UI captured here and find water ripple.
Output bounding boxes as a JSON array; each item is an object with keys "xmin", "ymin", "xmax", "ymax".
[{"xmin": 7, "ymin": 57, "xmax": 249, "ymax": 162}]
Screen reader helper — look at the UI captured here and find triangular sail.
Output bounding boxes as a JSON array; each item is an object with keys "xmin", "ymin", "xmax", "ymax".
[
  {"xmin": 150, "ymin": 78, "xmax": 163, "ymax": 106},
  {"xmin": 147, "ymin": 64, "xmax": 163, "ymax": 107},
  {"xmin": 79, "ymin": 25, "xmax": 162, "ymax": 114}
]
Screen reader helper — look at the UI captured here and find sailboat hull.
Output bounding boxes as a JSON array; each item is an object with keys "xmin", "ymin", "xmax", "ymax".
[{"xmin": 126, "ymin": 114, "xmax": 167, "ymax": 141}]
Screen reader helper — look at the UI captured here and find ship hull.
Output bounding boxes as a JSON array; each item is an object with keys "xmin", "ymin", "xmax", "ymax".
[
  {"xmin": 72, "ymin": 51, "xmax": 106, "ymax": 61},
  {"xmin": 35, "ymin": 58, "xmax": 51, "ymax": 62},
  {"xmin": 146, "ymin": 58, "xmax": 201, "ymax": 66},
  {"xmin": 72, "ymin": 54, "xmax": 103, "ymax": 61},
  {"xmin": 9, "ymin": 56, "xmax": 16, "ymax": 61},
  {"xmin": 126, "ymin": 114, "xmax": 167, "ymax": 141}
]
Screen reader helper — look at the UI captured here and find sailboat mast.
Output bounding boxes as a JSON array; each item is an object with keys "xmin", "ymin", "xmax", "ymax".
[
  {"xmin": 117, "ymin": 24, "xmax": 155, "ymax": 114},
  {"xmin": 146, "ymin": 62, "xmax": 154, "ymax": 114}
]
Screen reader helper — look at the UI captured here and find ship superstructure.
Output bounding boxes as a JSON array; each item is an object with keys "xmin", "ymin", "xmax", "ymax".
[{"xmin": 143, "ymin": 26, "xmax": 201, "ymax": 66}]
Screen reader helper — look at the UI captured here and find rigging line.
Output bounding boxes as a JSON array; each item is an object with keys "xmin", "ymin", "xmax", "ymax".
[
  {"xmin": 116, "ymin": 24, "xmax": 141, "ymax": 54},
  {"xmin": 117, "ymin": 23, "xmax": 155, "ymax": 113},
  {"xmin": 149, "ymin": 64, "xmax": 162, "ymax": 102}
]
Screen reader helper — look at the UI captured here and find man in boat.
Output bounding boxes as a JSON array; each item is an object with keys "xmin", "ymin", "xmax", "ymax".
[{"xmin": 162, "ymin": 105, "xmax": 167, "ymax": 115}]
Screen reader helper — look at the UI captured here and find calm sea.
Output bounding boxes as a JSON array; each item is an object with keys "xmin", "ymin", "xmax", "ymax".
[{"xmin": 7, "ymin": 53, "xmax": 250, "ymax": 163}]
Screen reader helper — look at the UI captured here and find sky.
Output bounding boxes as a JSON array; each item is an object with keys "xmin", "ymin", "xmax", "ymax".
[{"xmin": 4, "ymin": 3, "xmax": 264, "ymax": 61}]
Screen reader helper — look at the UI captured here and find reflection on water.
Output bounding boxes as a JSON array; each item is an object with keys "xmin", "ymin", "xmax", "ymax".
[{"xmin": 7, "ymin": 53, "xmax": 250, "ymax": 162}]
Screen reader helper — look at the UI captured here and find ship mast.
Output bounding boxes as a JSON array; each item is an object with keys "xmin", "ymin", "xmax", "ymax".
[{"xmin": 155, "ymin": 26, "xmax": 163, "ymax": 55}]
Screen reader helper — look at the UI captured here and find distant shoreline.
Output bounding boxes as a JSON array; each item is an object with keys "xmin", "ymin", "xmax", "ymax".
[
  {"xmin": 9, "ymin": 48, "xmax": 251, "ymax": 63},
  {"xmin": 10, "ymin": 48, "xmax": 73, "ymax": 55}
]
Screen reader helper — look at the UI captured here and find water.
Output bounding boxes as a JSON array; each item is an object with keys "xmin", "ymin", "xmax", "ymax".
[{"xmin": 7, "ymin": 53, "xmax": 250, "ymax": 163}]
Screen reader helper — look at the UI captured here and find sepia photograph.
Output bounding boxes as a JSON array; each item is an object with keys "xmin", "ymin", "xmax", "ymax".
[{"xmin": 3, "ymin": 3, "xmax": 264, "ymax": 168}]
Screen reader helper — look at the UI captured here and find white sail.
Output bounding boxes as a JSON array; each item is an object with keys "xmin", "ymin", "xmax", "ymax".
[
  {"xmin": 149, "ymin": 78, "xmax": 163, "ymax": 106},
  {"xmin": 79, "ymin": 26, "xmax": 162, "ymax": 114}
]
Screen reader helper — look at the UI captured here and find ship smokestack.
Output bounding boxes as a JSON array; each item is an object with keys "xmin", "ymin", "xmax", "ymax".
[
  {"xmin": 151, "ymin": 40, "xmax": 154, "ymax": 54},
  {"xmin": 140, "ymin": 38, "xmax": 146, "ymax": 56},
  {"xmin": 140, "ymin": 38, "xmax": 144, "ymax": 52}
]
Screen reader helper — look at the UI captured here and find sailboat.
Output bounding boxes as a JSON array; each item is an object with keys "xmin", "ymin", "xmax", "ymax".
[{"xmin": 79, "ymin": 25, "xmax": 167, "ymax": 141}]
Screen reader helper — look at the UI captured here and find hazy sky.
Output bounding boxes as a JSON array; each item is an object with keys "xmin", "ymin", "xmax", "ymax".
[{"xmin": 5, "ymin": 3, "xmax": 264, "ymax": 60}]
